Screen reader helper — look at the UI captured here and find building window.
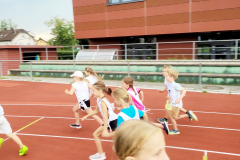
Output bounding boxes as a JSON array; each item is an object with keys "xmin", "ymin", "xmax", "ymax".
[{"xmin": 108, "ymin": 0, "xmax": 144, "ymax": 5}]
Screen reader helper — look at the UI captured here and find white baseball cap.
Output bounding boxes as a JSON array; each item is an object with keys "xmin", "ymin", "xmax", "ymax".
[{"xmin": 70, "ymin": 71, "xmax": 84, "ymax": 78}]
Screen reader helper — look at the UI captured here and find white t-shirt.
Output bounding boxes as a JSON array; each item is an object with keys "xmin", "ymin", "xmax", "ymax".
[
  {"xmin": 0, "ymin": 105, "xmax": 4, "ymax": 116},
  {"xmin": 168, "ymin": 82, "xmax": 183, "ymax": 108},
  {"xmin": 86, "ymin": 75, "xmax": 98, "ymax": 85},
  {"xmin": 164, "ymin": 78, "xmax": 170, "ymax": 95},
  {"xmin": 72, "ymin": 81, "xmax": 89, "ymax": 102}
]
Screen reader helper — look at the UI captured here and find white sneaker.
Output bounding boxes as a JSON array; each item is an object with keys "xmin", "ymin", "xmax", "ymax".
[{"xmin": 89, "ymin": 152, "xmax": 106, "ymax": 160}]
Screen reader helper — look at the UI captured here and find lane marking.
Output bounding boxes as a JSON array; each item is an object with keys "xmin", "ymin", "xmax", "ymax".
[
  {"xmin": 16, "ymin": 133, "xmax": 240, "ymax": 157},
  {"xmin": 2, "ymin": 104, "xmax": 240, "ymax": 116},
  {"xmin": 4, "ymin": 115, "xmax": 240, "ymax": 131},
  {"xmin": 3, "ymin": 117, "xmax": 44, "ymax": 142}
]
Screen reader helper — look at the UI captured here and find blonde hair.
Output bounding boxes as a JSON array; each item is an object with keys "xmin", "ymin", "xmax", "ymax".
[
  {"xmin": 92, "ymin": 81, "xmax": 112, "ymax": 95},
  {"xmin": 114, "ymin": 120, "xmax": 164, "ymax": 160},
  {"xmin": 85, "ymin": 66, "xmax": 103, "ymax": 81},
  {"xmin": 163, "ymin": 65, "xmax": 172, "ymax": 70},
  {"xmin": 122, "ymin": 76, "xmax": 137, "ymax": 95},
  {"xmin": 74, "ymin": 76, "xmax": 84, "ymax": 81},
  {"xmin": 167, "ymin": 69, "xmax": 178, "ymax": 80},
  {"xmin": 112, "ymin": 88, "xmax": 131, "ymax": 104}
]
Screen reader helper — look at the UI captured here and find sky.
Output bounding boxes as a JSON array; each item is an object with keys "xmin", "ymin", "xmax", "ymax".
[{"xmin": 0, "ymin": 0, "xmax": 74, "ymax": 41}]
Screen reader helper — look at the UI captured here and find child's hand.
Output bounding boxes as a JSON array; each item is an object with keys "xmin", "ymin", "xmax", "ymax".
[
  {"xmin": 141, "ymin": 99, "xmax": 144, "ymax": 102},
  {"xmin": 102, "ymin": 129, "xmax": 109, "ymax": 137},
  {"xmin": 65, "ymin": 89, "xmax": 69, "ymax": 94},
  {"xmin": 81, "ymin": 116, "xmax": 88, "ymax": 121},
  {"xmin": 166, "ymin": 95, "xmax": 170, "ymax": 100},
  {"xmin": 175, "ymin": 98, "xmax": 181, "ymax": 104},
  {"xmin": 158, "ymin": 89, "xmax": 165, "ymax": 93}
]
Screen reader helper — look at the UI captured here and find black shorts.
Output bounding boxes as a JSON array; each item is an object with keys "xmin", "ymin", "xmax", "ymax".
[
  {"xmin": 102, "ymin": 119, "xmax": 117, "ymax": 131},
  {"xmin": 79, "ymin": 100, "xmax": 90, "ymax": 111}
]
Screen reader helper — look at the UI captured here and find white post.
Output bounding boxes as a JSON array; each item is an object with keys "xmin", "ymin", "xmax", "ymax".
[
  {"xmin": 72, "ymin": 46, "xmax": 75, "ymax": 60},
  {"xmin": 19, "ymin": 47, "xmax": 22, "ymax": 62},
  {"xmin": 156, "ymin": 43, "xmax": 158, "ymax": 60},
  {"xmin": 235, "ymin": 40, "xmax": 238, "ymax": 59},
  {"xmin": 30, "ymin": 61, "xmax": 32, "ymax": 81},
  {"xmin": 45, "ymin": 47, "xmax": 48, "ymax": 60},
  {"xmin": 199, "ymin": 61, "xmax": 202, "ymax": 89},
  {"xmin": 127, "ymin": 61, "xmax": 130, "ymax": 76},
  {"xmin": 192, "ymin": 42, "xmax": 195, "ymax": 60},
  {"xmin": 125, "ymin": 44, "xmax": 127, "ymax": 60}
]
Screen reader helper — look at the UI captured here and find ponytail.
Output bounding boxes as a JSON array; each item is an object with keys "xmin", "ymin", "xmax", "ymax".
[
  {"xmin": 93, "ymin": 81, "xmax": 112, "ymax": 96},
  {"xmin": 85, "ymin": 66, "xmax": 104, "ymax": 81},
  {"xmin": 122, "ymin": 76, "xmax": 137, "ymax": 95}
]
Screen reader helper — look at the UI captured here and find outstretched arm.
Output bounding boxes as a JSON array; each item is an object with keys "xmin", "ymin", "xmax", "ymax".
[{"xmin": 65, "ymin": 86, "xmax": 75, "ymax": 95}]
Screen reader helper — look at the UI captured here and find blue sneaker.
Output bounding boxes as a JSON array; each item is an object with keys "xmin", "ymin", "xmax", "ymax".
[{"xmin": 169, "ymin": 129, "xmax": 180, "ymax": 135}]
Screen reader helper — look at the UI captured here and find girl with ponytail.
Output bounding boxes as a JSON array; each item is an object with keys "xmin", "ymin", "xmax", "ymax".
[
  {"xmin": 85, "ymin": 66, "xmax": 104, "ymax": 98},
  {"xmin": 82, "ymin": 81, "xmax": 118, "ymax": 160}
]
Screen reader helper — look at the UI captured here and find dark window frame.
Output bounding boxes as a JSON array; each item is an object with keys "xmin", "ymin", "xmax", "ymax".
[{"xmin": 107, "ymin": 0, "xmax": 145, "ymax": 6}]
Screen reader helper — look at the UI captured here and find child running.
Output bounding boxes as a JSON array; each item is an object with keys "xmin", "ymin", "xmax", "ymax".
[
  {"xmin": 65, "ymin": 71, "xmax": 103, "ymax": 129},
  {"xmin": 121, "ymin": 76, "xmax": 145, "ymax": 111},
  {"xmin": 114, "ymin": 120, "xmax": 169, "ymax": 160},
  {"xmin": 101, "ymin": 88, "xmax": 169, "ymax": 137},
  {"xmin": 166, "ymin": 69, "xmax": 198, "ymax": 135},
  {"xmin": 158, "ymin": 65, "xmax": 196, "ymax": 123},
  {"xmin": 82, "ymin": 81, "xmax": 118, "ymax": 160},
  {"xmin": 85, "ymin": 66, "xmax": 103, "ymax": 98},
  {"xmin": 0, "ymin": 105, "xmax": 28, "ymax": 156}
]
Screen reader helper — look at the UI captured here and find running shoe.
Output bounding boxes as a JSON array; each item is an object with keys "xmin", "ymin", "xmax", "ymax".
[
  {"xmin": 187, "ymin": 111, "xmax": 198, "ymax": 121},
  {"xmin": 0, "ymin": 138, "xmax": 4, "ymax": 148},
  {"xmin": 169, "ymin": 129, "xmax": 180, "ymax": 135},
  {"xmin": 161, "ymin": 122, "xmax": 169, "ymax": 135},
  {"xmin": 70, "ymin": 123, "xmax": 82, "ymax": 129},
  {"xmin": 157, "ymin": 118, "xmax": 168, "ymax": 123},
  {"xmin": 89, "ymin": 152, "xmax": 106, "ymax": 160},
  {"xmin": 19, "ymin": 145, "xmax": 28, "ymax": 156}
]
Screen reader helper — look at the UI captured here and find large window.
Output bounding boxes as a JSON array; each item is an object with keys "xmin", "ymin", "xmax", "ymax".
[{"xmin": 108, "ymin": 0, "xmax": 144, "ymax": 5}]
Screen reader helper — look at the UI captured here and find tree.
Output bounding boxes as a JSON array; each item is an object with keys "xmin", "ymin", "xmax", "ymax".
[
  {"xmin": 45, "ymin": 17, "xmax": 78, "ymax": 46},
  {"xmin": 0, "ymin": 19, "xmax": 17, "ymax": 31}
]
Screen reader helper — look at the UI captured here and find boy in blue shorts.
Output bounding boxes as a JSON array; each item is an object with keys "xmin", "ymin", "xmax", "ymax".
[{"xmin": 165, "ymin": 69, "xmax": 198, "ymax": 135}]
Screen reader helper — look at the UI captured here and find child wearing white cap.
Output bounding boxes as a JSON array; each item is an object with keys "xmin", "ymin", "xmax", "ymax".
[{"xmin": 65, "ymin": 71, "xmax": 103, "ymax": 128}]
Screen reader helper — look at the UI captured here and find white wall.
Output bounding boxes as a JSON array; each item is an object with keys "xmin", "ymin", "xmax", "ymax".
[{"xmin": 0, "ymin": 32, "xmax": 35, "ymax": 45}]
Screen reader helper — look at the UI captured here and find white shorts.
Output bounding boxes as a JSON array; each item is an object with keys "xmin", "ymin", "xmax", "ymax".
[{"xmin": 0, "ymin": 116, "xmax": 12, "ymax": 134}]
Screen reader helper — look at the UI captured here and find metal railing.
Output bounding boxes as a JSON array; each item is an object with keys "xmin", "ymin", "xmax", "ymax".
[{"xmin": 1, "ymin": 59, "xmax": 240, "ymax": 89}]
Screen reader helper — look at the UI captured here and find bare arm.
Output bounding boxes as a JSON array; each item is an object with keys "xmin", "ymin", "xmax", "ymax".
[
  {"xmin": 65, "ymin": 86, "xmax": 75, "ymax": 95},
  {"xmin": 142, "ymin": 112, "xmax": 148, "ymax": 121},
  {"xmin": 82, "ymin": 106, "xmax": 99, "ymax": 121},
  {"xmin": 176, "ymin": 88, "xmax": 186, "ymax": 103},
  {"xmin": 139, "ymin": 90, "xmax": 144, "ymax": 102},
  {"xmin": 158, "ymin": 87, "xmax": 167, "ymax": 92},
  {"xmin": 101, "ymin": 101, "xmax": 109, "ymax": 131}
]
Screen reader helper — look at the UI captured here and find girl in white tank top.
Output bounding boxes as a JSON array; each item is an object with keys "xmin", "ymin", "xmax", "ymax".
[{"xmin": 82, "ymin": 81, "xmax": 117, "ymax": 160}]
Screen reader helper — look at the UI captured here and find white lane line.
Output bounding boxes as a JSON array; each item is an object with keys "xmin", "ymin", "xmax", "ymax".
[
  {"xmin": 4, "ymin": 115, "xmax": 95, "ymax": 120},
  {"xmin": 16, "ymin": 133, "xmax": 240, "ymax": 157},
  {"xmin": 4, "ymin": 115, "xmax": 240, "ymax": 131},
  {"xmin": 2, "ymin": 104, "xmax": 240, "ymax": 116}
]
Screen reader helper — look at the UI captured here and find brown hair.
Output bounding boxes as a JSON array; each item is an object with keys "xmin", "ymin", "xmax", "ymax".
[
  {"xmin": 122, "ymin": 76, "xmax": 137, "ymax": 95},
  {"xmin": 92, "ymin": 81, "xmax": 112, "ymax": 95},
  {"xmin": 114, "ymin": 120, "xmax": 164, "ymax": 160},
  {"xmin": 167, "ymin": 69, "xmax": 178, "ymax": 80},
  {"xmin": 163, "ymin": 65, "xmax": 172, "ymax": 70},
  {"xmin": 112, "ymin": 88, "xmax": 131, "ymax": 104},
  {"xmin": 85, "ymin": 66, "xmax": 103, "ymax": 81}
]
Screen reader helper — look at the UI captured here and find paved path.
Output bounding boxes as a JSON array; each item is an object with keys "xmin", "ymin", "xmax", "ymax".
[{"xmin": 1, "ymin": 76, "xmax": 239, "ymax": 94}]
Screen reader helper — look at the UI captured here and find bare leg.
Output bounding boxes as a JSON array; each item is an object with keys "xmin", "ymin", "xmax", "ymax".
[
  {"xmin": 153, "ymin": 122, "xmax": 164, "ymax": 129},
  {"xmin": 180, "ymin": 108, "xmax": 187, "ymax": 113},
  {"xmin": 85, "ymin": 108, "xmax": 103, "ymax": 125},
  {"xmin": 175, "ymin": 114, "xmax": 188, "ymax": 120},
  {"xmin": 73, "ymin": 103, "xmax": 80, "ymax": 125},
  {"xmin": 93, "ymin": 126, "xmax": 104, "ymax": 154},
  {"xmin": 169, "ymin": 117, "xmax": 178, "ymax": 130},
  {"xmin": 6, "ymin": 133, "xmax": 23, "ymax": 148}
]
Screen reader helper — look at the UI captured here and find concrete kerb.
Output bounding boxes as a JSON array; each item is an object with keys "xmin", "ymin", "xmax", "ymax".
[{"xmin": 2, "ymin": 76, "xmax": 240, "ymax": 95}]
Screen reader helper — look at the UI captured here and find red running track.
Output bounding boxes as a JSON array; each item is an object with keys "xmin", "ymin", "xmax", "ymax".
[{"xmin": 0, "ymin": 80, "xmax": 240, "ymax": 160}]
